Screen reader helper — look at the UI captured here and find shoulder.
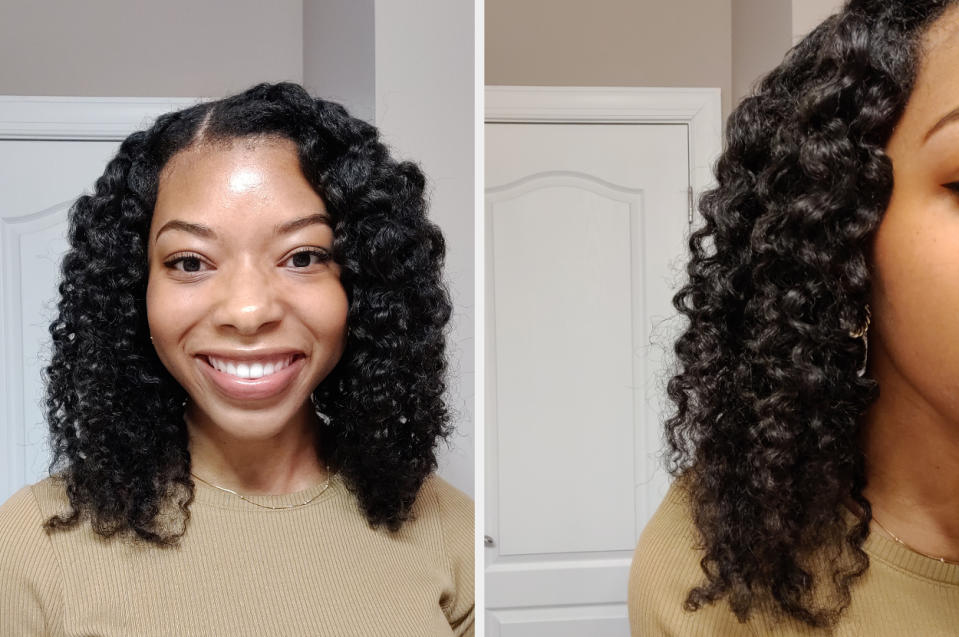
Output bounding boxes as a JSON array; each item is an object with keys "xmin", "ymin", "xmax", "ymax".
[
  {"xmin": 417, "ymin": 473, "xmax": 474, "ymax": 532},
  {"xmin": 0, "ymin": 477, "xmax": 66, "ymax": 633},
  {"xmin": 410, "ymin": 474, "xmax": 475, "ymax": 634},
  {"xmin": 629, "ymin": 479, "xmax": 702, "ymax": 628},
  {"xmin": 410, "ymin": 473, "xmax": 474, "ymax": 565},
  {"xmin": 22, "ymin": 474, "xmax": 72, "ymax": 517},
  {"xmin": 0, "ymin": 475, "xmax": 70, "ymax": 544},
  {"xmin": 0, "ymin": 475, "xmax": 73, "ymax": 572},
  {"xmin": 0, "ymin": 481, "xmax": 42, "ymax": 540},
  {"xmin": 628, "ymin": 479, "xmax": 756, "ymax": 636}
]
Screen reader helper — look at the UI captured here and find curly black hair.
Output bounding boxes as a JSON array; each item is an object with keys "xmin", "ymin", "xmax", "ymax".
[
  {"xmin": 663, "ymin": 0, "xmax": 958, "ymax": 629},
  {"xmin": 43, "ymin": 81, "xmax": 453, "ymax": 545}
]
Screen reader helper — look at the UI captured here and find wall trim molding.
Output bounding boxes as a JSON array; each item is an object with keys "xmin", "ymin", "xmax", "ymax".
[{"xmin": 0, "ymin": 96, "xmax": 206, "ymax": 140}]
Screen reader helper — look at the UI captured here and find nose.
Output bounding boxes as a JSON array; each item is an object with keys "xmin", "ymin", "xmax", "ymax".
[{"xmin": 211, "ymin": 258, "xmax": 283, "ymax": 335}]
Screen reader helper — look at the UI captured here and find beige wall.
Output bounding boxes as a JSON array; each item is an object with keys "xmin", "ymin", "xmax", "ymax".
[
  {"xmin": 731, "ymin": 0, "xmax": 844, "ymax": 104},
  {"xmin": 303, "ymin": 0, "xmax": 374, "ymax": 121},
  {"xmin": 487, "ymin": 0, "xmax": 848, "ymax": 122},
  {"xmin": 0, "ymin": 0, "xmax": 303, "ymax": 97},
  {"xmin": 732, "ymin": 0, "xmax": 791, "ymax": 106},
  {"xmin": 486, "ymin": 0, "xmax": 734, "ymax": 118},
  {"xmin": 792, "ymin": 0, "xmax": 845, "ymax": 43}
]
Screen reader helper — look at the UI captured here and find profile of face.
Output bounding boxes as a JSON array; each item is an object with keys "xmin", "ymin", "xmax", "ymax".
[
  {"xmin": 145, "ymin": 137, "xmax": 348, "ymax": 440},
  {"xmin": 869, "ymin": 6, "xmax": 959, "ymax": 428}
]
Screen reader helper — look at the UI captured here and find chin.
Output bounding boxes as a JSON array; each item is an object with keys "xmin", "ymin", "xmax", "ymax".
[{"xmin": 192, "ymin": 399, "xmax": 313, "ymax": 440}]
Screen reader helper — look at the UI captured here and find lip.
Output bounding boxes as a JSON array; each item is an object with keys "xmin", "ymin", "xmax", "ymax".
[{"xmin": 196, "ymin": 353, "xmax": 306, "ymax": 401}]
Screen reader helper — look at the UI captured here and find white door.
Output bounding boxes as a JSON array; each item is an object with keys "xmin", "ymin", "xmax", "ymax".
[
  {"xmin": 485, "ymin": 118, "xmax": 692, "ymax": 635},
  {"xmin": 0, "ymin": 98, "xmax": 197, "ymax": 505},
  {"xmin": 0, "ymin": 140, "xmax": 123, "ymax": 504}
]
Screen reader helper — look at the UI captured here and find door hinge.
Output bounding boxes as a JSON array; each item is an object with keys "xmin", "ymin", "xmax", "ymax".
[{"xmin": 688, "ymin": 186, "xmax": 694, "ymax": 224}]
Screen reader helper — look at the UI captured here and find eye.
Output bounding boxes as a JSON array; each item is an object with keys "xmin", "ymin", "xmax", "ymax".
[
  {"xmin": 163, "ymin": 252, "xmax": 209, "ymax": 273},
  {"xmin": 283, "ymin": 248, "xmax": 332, "ymax": 269},
  {"xmin": 945, "ymin": 181, "xmax": 959, "ymax": 193}
]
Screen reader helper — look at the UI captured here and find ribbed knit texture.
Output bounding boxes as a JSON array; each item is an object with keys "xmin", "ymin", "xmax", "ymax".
[
  {"xmin": 0, "ymin": 471, "xmax": 474, "ymax": 636},
  {"xmin": 629, "ymin": 481, "xmax": 959, "ymax": 636}
]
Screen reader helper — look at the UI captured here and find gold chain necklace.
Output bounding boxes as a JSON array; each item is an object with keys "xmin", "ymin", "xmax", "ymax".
[
  {"xmin": 191, "ymin": 469, "xmax": 333, "ymax": 510},
  {"xmin": 871, "ymin": 516, "xmax": 959, "ymax": 566}
]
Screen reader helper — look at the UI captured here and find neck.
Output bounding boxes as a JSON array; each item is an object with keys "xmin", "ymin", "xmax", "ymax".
[
  {"xmin": 860, "ymin": 340, "xmax": 959, "ymax": 561},
  {"xmin": 185, "ymin": 402, "xmax": 327, "ymax": 496}
]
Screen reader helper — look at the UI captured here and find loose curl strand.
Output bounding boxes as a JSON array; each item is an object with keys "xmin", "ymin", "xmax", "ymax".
[
  {"xmin": 43, "ymin": 82, "xmax": 453, "ymax": 545},
  {"xmin": 663, "ymin": 0, "xmax": 956, "ymax": 628}
]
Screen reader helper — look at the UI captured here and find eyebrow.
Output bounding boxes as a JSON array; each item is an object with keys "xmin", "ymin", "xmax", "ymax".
[
  {"xmin": 154, "ymin": 213, "xmax": 330, "ymax": 244},
  {"xmin": 924, "ymin": 105, "xmax": 959, "ymax": 143}
]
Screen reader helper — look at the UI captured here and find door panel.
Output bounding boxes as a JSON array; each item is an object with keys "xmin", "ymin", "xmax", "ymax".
[
  {"xmin": 485, "ymin": 122, "xmax": 689, "ymax": 635},
  {"xmin": 489, "ymin": 604, "xmax": 628, "ymax": 637},
  {"xmin": 491, "ymin": 173, "xmax": 640, "ymax": 557}
]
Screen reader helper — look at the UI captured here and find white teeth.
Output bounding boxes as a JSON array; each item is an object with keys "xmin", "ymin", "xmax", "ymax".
[{"xmin": 207, "ymin": 356, "xmax": 293, "ymax": 379}]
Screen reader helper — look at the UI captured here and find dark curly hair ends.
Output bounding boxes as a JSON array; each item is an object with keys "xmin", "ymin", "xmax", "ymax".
[
  {"xmin": 43, "ymin": 82, "xmax": 453, "ymax": 544},
  {"xmin": 663, "ymin": 0, "xmax": 957, "ymax": 628}
]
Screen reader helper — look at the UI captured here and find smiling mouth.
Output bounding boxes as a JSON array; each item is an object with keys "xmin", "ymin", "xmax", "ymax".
[
  {"xmin": 196, "ymin": 353, "xmax": 307, "ymax": 401},
  {"xmin": 201, "ymin": 354, "xmax": 304, "ymax": 380}
]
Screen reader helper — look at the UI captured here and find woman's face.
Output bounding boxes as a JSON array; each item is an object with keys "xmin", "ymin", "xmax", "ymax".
[
  {"xmin": 869, "ymin": 7, "xmax": 959, "ymax": 427},
  {"xmin": 146, "ymin": 137, "xmax": 348, "ymax": 440}
]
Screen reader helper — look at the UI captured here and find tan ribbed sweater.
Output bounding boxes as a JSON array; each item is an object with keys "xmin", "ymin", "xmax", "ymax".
[
  {"xmin": 629, "ymin": 481, "xmax": 959, "ymax": 636},
  {"xmin": 0, "ymin": 471, "xmax": 474, "ymax": 636}
]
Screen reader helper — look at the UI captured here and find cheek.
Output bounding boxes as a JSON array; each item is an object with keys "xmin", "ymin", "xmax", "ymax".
[
  {"xmin": 145, "ymin": 276, "xmax": 166, "ymax": 341},
  {"xmin": 145, "ymin": 275, "xmax": 204, "ymax": 361},
  {"xmin": 147, "ymin": 277, "xmax": 177, "ymax": 336},
  {"xmin": 329, "ymin": 286, "xmax": 350, "ymax": 339},
  {"xmin": 146, "ymin": 276, "xmax": 181, "ymax": 362},
  {"xmin": 871, "ymin": 191, "xmax": 959, "ymax": 380},
  {"xmin": 145, "ymin": 277, "xmax": 176, "ymax": 377},
  {"xmin": 305, "ymin": 282, "xmax": 349, "ymax": 348}
]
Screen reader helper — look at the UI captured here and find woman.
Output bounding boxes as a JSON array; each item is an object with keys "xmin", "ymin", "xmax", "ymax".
[
  {"xmin": 0, "ymin": 82, "xmax": 473, "ymax": 636},
  {"xmin": 630, "ymin": 1, "xmax": 959, "ymax": 634}
]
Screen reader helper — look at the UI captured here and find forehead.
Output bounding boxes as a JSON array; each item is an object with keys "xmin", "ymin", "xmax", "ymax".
[
  {"xmin": 158, "ymin": 135, "xmax": 298, "ymax": 184},
  {"xmin": 149, "ymin": 137, "xmax": 327, "ymax": 245},
  {"xmin": 893, "ymin": 6, "xmax": 959, "ymax": 143},
  {"xmin": 153, "ymin": 138, "xmax": 322, "ymax": 213}
]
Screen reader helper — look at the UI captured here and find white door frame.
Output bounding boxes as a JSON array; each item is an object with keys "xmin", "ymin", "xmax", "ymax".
[
  {"xmin": 484, "ymin": 86, "xmax": 722, "ymax": 626},
  {"xmin": 0, "ymin": 96, "xmax": 201, "ymax": 498}
]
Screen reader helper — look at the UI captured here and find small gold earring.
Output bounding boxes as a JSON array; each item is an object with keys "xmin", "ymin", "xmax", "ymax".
[
  {"xmin": 848, "ymin": 304, "xmax": 871, "ymax": 377},
  {"xmin": 848, "ymin": 305, "xmax": 871, "ymax": 339}
]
